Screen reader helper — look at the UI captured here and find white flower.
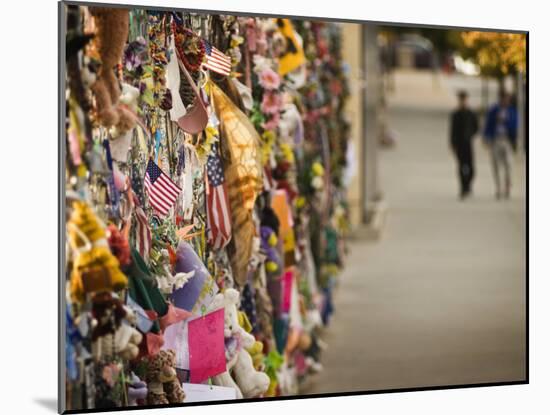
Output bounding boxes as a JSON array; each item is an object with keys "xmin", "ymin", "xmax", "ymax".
[
  {"xmin": 156, "ymin": 276, "xmax": 173, "ymax": 295},
  {"xmin": 311, "ymin": 176, "xmax": 324, "ymax": 190},
  {"xmin": 252, "ymin": 54, "xmax": 272, "ymax": 74}
]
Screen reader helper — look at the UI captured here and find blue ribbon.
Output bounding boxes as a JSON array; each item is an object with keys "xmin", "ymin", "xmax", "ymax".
[{"xmin": 154, "ymin": 129, "xmax": 162, "ymax": 164}]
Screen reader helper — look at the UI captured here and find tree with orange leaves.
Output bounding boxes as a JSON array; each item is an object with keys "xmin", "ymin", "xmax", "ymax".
[{"xmin": 459, "ymin": 31, "xmax": 526, "ymax": 92}]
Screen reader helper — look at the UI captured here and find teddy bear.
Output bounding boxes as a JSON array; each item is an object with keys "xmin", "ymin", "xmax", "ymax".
[
  {"xmin": 114, "ymin": 306, "xmax": 143, "ymax": 360},
  {"xmin": 208, "ymin": 288, "xmax": 270, "ymax": 399},
  {"xmin": 108, "ymin": 82, "xmax": 141, "ymax": 163},
  {"xmin": 89, "ymin": 7, "xmax": 135, "ymax": 135},
  {"xmin": 145, "ymin": 349, "xmax": 185, "ymax": 405},
  {"xmin": 90, "ymin": 292, "xmax": 143, "ymax": 361}
]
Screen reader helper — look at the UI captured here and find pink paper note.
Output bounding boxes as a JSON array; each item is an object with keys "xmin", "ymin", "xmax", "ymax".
[
  {"xmin": 188, "ymin": 308, "xmax": 226, "ymax": 383},
  {"xmin": 282, "ymin": 269, "xmax": 294, "ymax": 313}
]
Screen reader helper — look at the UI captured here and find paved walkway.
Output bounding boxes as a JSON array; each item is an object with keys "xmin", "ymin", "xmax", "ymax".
[{"xmin": 304, "ymin": 70, "xmax": 526, "ymax": 394}]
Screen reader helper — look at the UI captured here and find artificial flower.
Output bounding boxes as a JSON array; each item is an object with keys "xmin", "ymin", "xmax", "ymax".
[
  {"xmin": 259, "ymin": 67, "xmax": 281, "ymax": 90},
  {"xmin": 252, "ymin": 54, "xmax": 271, "ymax": 74},
  {"xmin": 123, "ymin": 37, "xmax": 148, "ymax": 76},
  {"xmin": 295, "ymin": 196, "xmax": 306, "ymax": 209},
  {"xmin": 262, "ymin": 112, "xmax": 280, "ymax": 131},
  {"xmin": 311, "ymin": 175, "xmax": 324, "ymax": 190},
  {"xmin": 230, "ymin": 34, "xmax": 244, "ymax": 48},
  {"xmin": 312, "ymin": 161, "xmax": 325, "ymax": 176},
  {"xmin": 279, "ymin": 143, "xmax": 295, "ymax": 163},
  {"xmin": 261, "ymin": 91, "xmax": 282, "ymax": 115}
]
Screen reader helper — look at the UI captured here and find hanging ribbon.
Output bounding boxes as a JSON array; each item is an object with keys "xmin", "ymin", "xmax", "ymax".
[
  {"xmin": 154, "ymin": 128, "xmax": 162, "ymax": 164},
  {"xmin": 103, "ymin": 139, "xmax": 120, "ymax": 220}
]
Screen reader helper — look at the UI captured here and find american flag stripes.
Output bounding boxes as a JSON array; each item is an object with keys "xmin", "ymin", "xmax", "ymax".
[
  {"xmin": 206, "ymin": 142, "xmax": 232, "ymax": 249},
  {"xmin": 133, "ymin": 192, "xmax": 152, "ymax": 261},
  {"xmin": 202, "ymin": 40, "xmax": 232, "ymax": 76},
  {"xmin": 144, "ymin": 159, "xmax": 182, "ymax": 216}
]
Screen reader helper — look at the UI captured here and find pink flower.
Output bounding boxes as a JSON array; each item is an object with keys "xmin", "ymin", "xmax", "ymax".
[
  {"xmin": 102, "ymin": 366, "xmax": 114, "ymax": 387},
  {"xmin": 259, "ymin": 67, "xmax": 281, "ymax": 90},
  {"xmin": 262, "ymin": 112, "xmax": 281, "ymax": 131},
  {"xmin": 261, "ymin": 91, "xmax": 282, "ymax": 115}
]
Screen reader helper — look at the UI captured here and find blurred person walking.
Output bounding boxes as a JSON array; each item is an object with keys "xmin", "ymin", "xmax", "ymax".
[
  {"xmin": 483, "ymin": 92, "xmax": 518, "ymax": 199},
  {"xmin": 450, "ymin": 90, "xmax": 478, "ymax": 199}
]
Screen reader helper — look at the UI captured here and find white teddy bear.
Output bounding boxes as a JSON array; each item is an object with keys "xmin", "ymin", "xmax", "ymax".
[
  {"xmin": 109, "ymin": 83, "xmax": 140, "ymax": 162},
  {"xmin": 207, "ymin": 288, "xmax": 270, "ymax": 399}
]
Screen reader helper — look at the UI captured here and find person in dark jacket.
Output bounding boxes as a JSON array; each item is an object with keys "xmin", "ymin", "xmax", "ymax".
[
  {"xmin": 450, "ymin": 90, "xmax": 479, "ymax": 199},
  {"xmin": 483, "ymin": 92, "xmax": 518, "ymax": 199}
]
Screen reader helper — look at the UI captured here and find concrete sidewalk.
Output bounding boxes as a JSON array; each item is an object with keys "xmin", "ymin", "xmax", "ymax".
[{"xmin": 304, "ymin": 70, "xmax": 526, "ymax": 394}]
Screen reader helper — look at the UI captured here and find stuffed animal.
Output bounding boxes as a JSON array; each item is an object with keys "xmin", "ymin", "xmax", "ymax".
[
  {"xmin": 109, "ymin": 83, "xmax": 140, "ymax": 140},
  {"xmin": 145, "ymin": 350, "xmax": 185, "ymax": 405},
  {"xmin": 107, "ymin": 223, "xmax": 130, "ymax": 267},
  {"xmin": 114, "ymin": 307, "xmax": 143, "ymax": 360},
  {"xmin": 68, "ymin": 200, "xmax": 128, "ymax": 303},
  {"xmin": 90, "ymin": 292, "xmax": 143, "ymax": 361},
  {"xmin": 208, "ymin": 289, "xmax": 270, "ymax": 398},
  {"xmin": 161, "ymin": 349, "xmax": 186, "ymax": 403},
  {"xmin": 276, "ymin": 361, "xmax": 298, "ymax": 396},
  {"xmin": 144, "ymin": 351, "xmax": 169, "ymax": 405},
  {"xmin": 127, "ymin": 372, "xmax": 148, "ymax": 406},
  {"xmin": 89, "ymin": 7, "xmax": 135, "ymax": 135},
  {"xmin": 247, "ymin": 340, "xmax": 266, "ymax": 372}
]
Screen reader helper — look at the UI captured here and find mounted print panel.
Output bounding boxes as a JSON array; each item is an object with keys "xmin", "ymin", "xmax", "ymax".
[{"xmin": 60, "ymin": 2, "xmax": 527, "ymax": 413}]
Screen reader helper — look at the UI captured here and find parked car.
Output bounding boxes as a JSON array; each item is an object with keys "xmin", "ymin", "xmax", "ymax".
[{"xmin": 393, "ymin": 34, "xmax": 435, "ymax": 69}]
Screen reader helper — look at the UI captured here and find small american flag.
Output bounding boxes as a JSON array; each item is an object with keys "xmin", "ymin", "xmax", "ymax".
[
  {"xmin": 144, "ymin": 159, "xmax": 182, "ymax": 216},
  {"xmin": 133, "ymin": 192, "xmax": 151, "ymax": 262},
  {"xmin": 202, "ymin": 40, "xmax": 232, "ymax": 76},
  {"xmin": 206, "ymin": 142, "xmax": 232, "ymax": 249}
]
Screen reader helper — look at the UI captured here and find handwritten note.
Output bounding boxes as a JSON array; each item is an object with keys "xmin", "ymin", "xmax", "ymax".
[
  {"xmin": 193, "ymin": 272, "xmax": 219, "ymax": 315},
  {"xmin": 188, "ymin": 309, "xmax": 226, "ymax": 383},
  {"xmin": 162, "ymin": 320, "xmax": 190, "ymax": 370},
  {"xmin": 181, "ymin": 383, "xmax": 237, "ymax": 402}
]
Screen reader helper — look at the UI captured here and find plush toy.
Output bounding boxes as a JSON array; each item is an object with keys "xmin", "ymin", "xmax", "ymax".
[
  {"xmin": 278, "ymin": 101, "xmax": 303, "ymax": 147},
  {"xmin": 107, "ymin": 223, "xmax": 130, "ymax": 267},
  {"xmin": 90, "ymin": 292, "xmax": 143, "ymax": 361},
  {"xmin": 263, "ymin": 349, "xmax": 284, "ymax": 397},
  {"xmin": 247, "ymin": 340, "xmax": 266, "ymax": 372},
  {"xmin": 108, "ymin": 83, "xmax": 140, "ymax": 163},
  {"xmin": 144, "ymin": 351, "xmax": 169, "ymax": 405},
  {"xmin": 145, "ymin": 349, "xmax": 185, "ymax": 405},
  {"xmin": 161, "ymin": 349, "xmax": 186, "ymax": 403},
  {"xmin": 276, "ymin": 361, "xmax": 298, "ymax": 396},
  {"xmin": 208, "ymin": 289, "xmax": 270, "ymax": 399},
  {"xmin": 90, "ymin": 7, "xmax": 135, "ymax": 135},
  {"xmin": 68, "ymin": 200, "xmax": 128, "ymax": 303},
  {"xmin": 127, "ymin": 372, "xmax": 148, "ymax": 406},
  {"xmin": 114, "ymin": 307, "xmax": 143, "ymax": 360}
]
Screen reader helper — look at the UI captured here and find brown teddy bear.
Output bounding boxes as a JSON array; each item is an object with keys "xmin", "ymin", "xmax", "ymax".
[
  {"xmin": 145, "ymin": 350, "xmax": 185, "ymax": 405},
  {"xmin": 89, "ymin": 7, "xmax": 135, "ymax": 135},
  {"xmin": 90, "ymin": 292, "xmax": 143, "ymax": 361}
]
